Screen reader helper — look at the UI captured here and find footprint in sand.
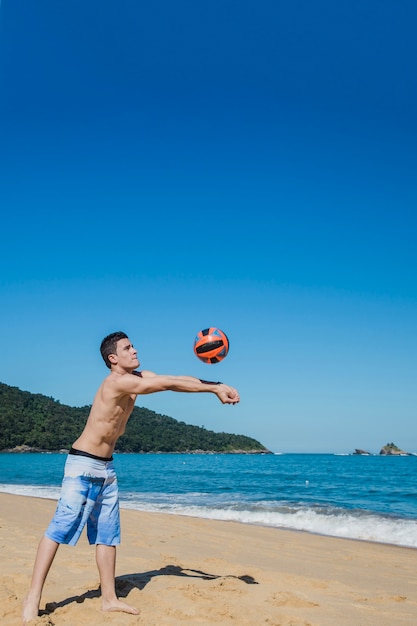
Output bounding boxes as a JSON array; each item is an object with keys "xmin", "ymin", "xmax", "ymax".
[{"xmin": 268, "ymin": 591, "xmax": 319, "ymax": 609}]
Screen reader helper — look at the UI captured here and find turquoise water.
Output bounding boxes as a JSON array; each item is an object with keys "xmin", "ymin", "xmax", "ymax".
[{"xmin": 1, "ymin": 452, "xmax": 416, "ymax": 548}]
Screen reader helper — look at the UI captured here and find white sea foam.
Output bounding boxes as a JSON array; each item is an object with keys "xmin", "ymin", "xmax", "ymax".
[
  {"xmin": 2, "ymin": 484, "xmax": 416, "ymax": 549},
  {"xmin": 0, "ymin": 484, "xmax": 61, "ymax": 500},
  {"xmin": 120, "ymin": 497, "xmax": 417, "ymax": 548}
]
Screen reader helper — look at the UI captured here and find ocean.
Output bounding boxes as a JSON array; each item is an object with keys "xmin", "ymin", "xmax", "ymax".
[{"xmin": 0, "ymin": 452, "xmax": 416, "ymax": 549}]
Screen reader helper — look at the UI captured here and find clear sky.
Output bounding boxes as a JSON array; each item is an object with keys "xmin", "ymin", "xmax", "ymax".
[{"xmin": 1, "ymin": 1, "xmax": 416, "ymax": 453}]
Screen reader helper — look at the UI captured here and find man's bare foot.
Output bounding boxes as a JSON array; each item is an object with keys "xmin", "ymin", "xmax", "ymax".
[
  {"xmin": 22, "ymin": 593, "xmax": 40, "ymax": 624},
  {"xmin": 101, "ymin": 598, "xmax": 139, "ymax": 615}
]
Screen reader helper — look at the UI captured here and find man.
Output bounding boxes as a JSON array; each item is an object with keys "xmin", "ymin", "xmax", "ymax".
[{"xmin": 23, "ymin": 331, "xmax": 239, "ymax": 623}]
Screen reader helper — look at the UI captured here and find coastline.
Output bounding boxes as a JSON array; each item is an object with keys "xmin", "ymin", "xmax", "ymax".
[{"xmin": 1, "ymin": 492, "xmax": 416, "ymax": 625}]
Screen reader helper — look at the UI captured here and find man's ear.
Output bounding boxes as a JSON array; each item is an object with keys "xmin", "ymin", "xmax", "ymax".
[{"xmin": 108, "ymin": 353, "xmax": 118, "ymax": 365}]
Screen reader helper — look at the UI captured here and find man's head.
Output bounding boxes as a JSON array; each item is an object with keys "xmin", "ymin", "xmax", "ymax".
[{"xmin": 100, "ymin": 331, "xmax": 129, "ymax": 369}]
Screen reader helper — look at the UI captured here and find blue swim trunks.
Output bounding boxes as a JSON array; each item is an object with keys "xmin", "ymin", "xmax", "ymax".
[{"xmin": 45, "ymin": 452, "xmax": 120, "ymax": 546}]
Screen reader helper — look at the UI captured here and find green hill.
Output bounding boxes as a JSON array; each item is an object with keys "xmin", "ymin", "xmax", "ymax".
[{"xmin": 0, "ymin": 382, "xmax": 269, "ymax": 454}]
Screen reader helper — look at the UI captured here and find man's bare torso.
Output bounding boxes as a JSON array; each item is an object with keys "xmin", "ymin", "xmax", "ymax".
[{"xmin": 72, "ymin": 373, "xmax": 136, "ymax": 458}]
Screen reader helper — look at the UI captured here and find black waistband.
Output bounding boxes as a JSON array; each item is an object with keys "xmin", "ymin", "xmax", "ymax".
[{"xmin": 69, "ymin": 447, "xmax": 113, "ymax": 462}]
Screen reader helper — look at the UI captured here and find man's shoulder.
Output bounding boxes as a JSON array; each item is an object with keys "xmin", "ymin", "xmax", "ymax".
[
  {"xmin": 100, "ymin": 372, "xmax": 131, "ymax": 393},
  {"xmin": 104, "ymin": 370, "xmax": 144, "ymax": 393}
]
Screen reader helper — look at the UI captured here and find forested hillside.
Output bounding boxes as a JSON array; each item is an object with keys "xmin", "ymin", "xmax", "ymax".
[{"xmin": 0, "ymin": 382, "xmax": 269, "ymax": 453}]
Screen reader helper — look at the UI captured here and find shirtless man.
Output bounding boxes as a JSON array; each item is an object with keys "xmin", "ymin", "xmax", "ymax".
[{"xmin": 22, "ymin": 331, "xmax": 239, "ymax": 623}]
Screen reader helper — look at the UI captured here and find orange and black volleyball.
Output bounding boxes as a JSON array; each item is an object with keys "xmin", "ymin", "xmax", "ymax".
[{"xmin": 193, "ymin": 327, "xmax": 229, "ymax": 364}]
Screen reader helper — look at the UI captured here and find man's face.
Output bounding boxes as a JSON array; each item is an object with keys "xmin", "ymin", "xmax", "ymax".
[{"xmin": 114, "ymin": 338, "xmax": 140, "ymax": 370}]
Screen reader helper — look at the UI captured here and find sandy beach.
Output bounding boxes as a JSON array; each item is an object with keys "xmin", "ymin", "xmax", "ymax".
[{"xmin": 1, "ymin": 492, "xmax": 416, "ymax": 625}]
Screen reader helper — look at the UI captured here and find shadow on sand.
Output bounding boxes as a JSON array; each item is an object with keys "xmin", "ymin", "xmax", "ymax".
[{"xmin": 42, "ymin": 564, "xmax": 258, "ymax": 616}]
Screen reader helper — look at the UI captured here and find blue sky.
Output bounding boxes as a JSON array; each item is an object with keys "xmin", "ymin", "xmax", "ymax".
[{"xmin": 1, "ymin": 1, "xmax": 416, "ymax": 453}]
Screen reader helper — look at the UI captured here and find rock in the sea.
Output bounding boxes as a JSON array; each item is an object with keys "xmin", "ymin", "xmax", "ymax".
[{"xmin": 379, "ymin": 443, "xmax": 409, "ymax": 456}]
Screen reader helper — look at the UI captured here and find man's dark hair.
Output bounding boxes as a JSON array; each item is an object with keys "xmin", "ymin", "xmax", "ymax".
[{"xmin": 100, "ymin": 331, "xmax": 128, "ymax": 369}]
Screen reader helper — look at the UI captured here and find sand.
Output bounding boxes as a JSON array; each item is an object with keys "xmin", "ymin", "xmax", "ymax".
[{"xmin": 0, "ymin": 492, "xmax": 416, "ymax": 625}]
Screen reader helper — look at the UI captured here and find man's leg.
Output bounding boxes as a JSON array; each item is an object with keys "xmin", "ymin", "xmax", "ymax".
[
  {"xmin": 22, "ymin": 535, "xmax": 60, "ymax": 624},
  {"xmin": 95, "ymin": 544, "xmax": 139, "ymax": 614}
]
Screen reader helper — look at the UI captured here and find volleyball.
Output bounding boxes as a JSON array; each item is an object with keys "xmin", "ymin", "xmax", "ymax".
[{"xmin": 193, "ymin": 327, "xmax": 229, "ymax": 364}]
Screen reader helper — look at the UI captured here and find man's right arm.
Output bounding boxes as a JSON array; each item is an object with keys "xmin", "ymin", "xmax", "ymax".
[{"xmin": 116, "ymin": 372, "xmax": 240, "ymax": 405}]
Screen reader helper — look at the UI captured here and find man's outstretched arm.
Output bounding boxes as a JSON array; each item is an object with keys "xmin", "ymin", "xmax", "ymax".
[{"xmin": 119, "ymin": 372, "xmax": 240, "ymax": 405}]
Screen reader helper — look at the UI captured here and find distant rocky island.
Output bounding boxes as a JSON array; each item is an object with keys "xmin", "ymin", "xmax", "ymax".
[{"xmin": 353, "ymin": 443, "xmax": 412, "ymax": 456}]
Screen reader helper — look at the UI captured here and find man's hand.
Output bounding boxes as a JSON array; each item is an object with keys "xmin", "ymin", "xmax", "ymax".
[{"xmin": 216, "ymin": 384, "xmax": 240, "ymax": 405}]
